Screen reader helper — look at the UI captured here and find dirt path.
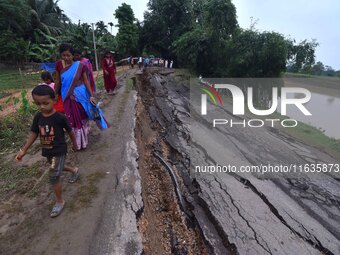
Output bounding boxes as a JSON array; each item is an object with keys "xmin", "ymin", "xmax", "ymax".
[{"xmin": 0, "ymin": 69, "xmax": 143, "ymax": 255}]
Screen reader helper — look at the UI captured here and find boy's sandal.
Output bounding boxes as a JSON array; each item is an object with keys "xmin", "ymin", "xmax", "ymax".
[
  {"xmin": 50, "ymin": 202, "xmax": 65, "ymax": 218},
  {"xmin": 68, "ymin": 168, "xmax": 80, "ymax": 183}
]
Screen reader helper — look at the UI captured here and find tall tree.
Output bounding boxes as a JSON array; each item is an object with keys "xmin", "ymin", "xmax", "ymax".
[
  {"xmin": 203, "ymin": 0, "xmax": 238, "ymax": 38},
  {"xmin": 108, "ymin": 22, "xmax": 114, "ymax": 34},
  {"xmin": 0, "ymin": 0, "xmax": 68, "ymax": 62},
  {"xmin": 95, "ymin": 21, "xmax": 108, "ymax": 36},
  {"xmin": 27, "ymin": 0, "xmax": 68, "ymax": 42},
  {"xmin": 225, "ymin": 30, "xmax": 289, "ymax": 77},
  {"xmin": 142, "ymin": 0, "xmax": 193, "ymax": 58},
  {"xmin": 0, "ymin": 31, "xmax": 29, "ymax": 63},
  {"xmin": 311, "ymin": 61, "xmax": 324, "ymax": 75},
  {"xmin": 287, "ymin": 39, "xmax": 318, "ymax": 73},
  {"xmin": 0, "ymin": 0, "xmax": 30, "ymax": 36},
  {"xmin": 174, "ymin": 0, "xmax": 238, "ymax": 76},
  {"xmin": 114, "ymin": 3, "xmax": 139, "ymax": 56}
]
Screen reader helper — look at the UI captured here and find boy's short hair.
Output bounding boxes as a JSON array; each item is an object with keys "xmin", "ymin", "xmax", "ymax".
[
  {"xmin": 32, "ymin": 85, "xmax": 55, "ymax": 99},
  {"xmin": 41, "ymin": 71, "xmax": 54, "ymax": 82}
]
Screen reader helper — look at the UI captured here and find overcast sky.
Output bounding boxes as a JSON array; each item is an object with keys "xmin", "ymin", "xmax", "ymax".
[{"xmin": 59, "ymin": 0, "xmax": 340, "ymax": 70}]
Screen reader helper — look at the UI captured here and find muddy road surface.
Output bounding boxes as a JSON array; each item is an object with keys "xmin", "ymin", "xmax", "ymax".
[
  {"xmin": 1, "ymin": 68, "xmax": 339, "ymax": 255},
  {"xmin": 134, "ymin": 69, "xmax": 340, "ymax": 255}
]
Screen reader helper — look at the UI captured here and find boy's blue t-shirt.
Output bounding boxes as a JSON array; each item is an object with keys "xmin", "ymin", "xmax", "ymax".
[{"xmin": 31, "ymin": 112, "xmax": 72, "ymax": 157}]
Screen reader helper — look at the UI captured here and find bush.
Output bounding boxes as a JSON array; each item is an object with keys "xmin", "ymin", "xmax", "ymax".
[{"xmin": 0, "ymin": 90, "xmax": 37, "ymax": 153}]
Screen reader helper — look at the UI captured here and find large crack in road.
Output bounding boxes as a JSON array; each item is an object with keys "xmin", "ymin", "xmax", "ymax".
[
  {"xmin": 135, "ymin": 70, "xmax": 210, "ymax": 255},
  {"xmin": 134, "ymin": 68, "xmax": 340, "ymax": 255}
]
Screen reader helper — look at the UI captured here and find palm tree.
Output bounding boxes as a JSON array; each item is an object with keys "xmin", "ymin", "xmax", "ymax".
[
  {"xmin": 27, "ymin": 0, "xmax": 69, "ymax": 42},
  {"xmin": 95, "ymin": 21, "xmax": 108, "ymax": 36},
  {"xmin": 0, "ymin": 0, "xmax": 30, "ymax": 36},
  {"xmin": 108, "ymin": 22, "xmax": 114, "ymax": 34},
  {"xmin": 59, "ymin": 21, "xmax": 92, "ymax": 50}
]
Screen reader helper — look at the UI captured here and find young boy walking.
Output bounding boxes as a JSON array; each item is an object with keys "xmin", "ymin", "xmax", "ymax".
[{"xmin": 16, "ymin": 85, "xmax": 80, "ymax": 217}]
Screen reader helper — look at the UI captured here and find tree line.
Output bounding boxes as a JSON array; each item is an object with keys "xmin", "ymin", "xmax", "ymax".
[
  {"xmin": 1, "ymin": 0, "xmax": 339, "ymax": 78},
  {"xmin": 0, "ymin": 0, "xmax": 115, "ymax": 64}
]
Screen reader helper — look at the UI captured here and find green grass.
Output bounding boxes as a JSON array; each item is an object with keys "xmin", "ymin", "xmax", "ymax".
[
  {"xmin": 0, "ymin": 90, "xmax": 37, "ymax": 154},
  {"xmin": 0, "ymin": 161, "xmax": 43, "ymax": 200},
  {"xmin": 95, "ymin": 75, "xmax": 104, "ymax": 90},
  {"xmin": 0, "ymin": 89, "xmax": 41, "ymax": 200},
  {"xmin": 0, "ymin": 69, "xmax": 41, "ymax": 92},
  {"xmin": 268, "ymin": 112, "xmax": 340, "ymax": 157},
  {"xmin": 284, "ymin": 72, "xmax": 340, "ymax": 80},
  {"xmin": 0, "ymin": 113, "xmax": 34, "ymax": 153},
  {"xmin": 126, "ymin": 77, "xmax": 134, "ymax": 92},
  {"xmin": 283, "ymin": 119, "xmax": 340, "ymax": 155},
  {"xmin": 95, "ymin": 70, "xmax": 124, "ymax": 91},
  {"xmin": 68, "ymin": 171, "xmax": 106, "ymax": 211}
]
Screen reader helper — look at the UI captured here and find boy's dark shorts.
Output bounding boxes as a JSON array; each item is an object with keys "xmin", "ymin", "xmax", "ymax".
[{"xmin": 47, "ymin": 155, "xmax": 66, "ymax": 184}]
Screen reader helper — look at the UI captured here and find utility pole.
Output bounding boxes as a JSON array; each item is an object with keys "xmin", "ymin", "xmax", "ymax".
[{"xmin": 91, "ymin": 23, "xmax": 99, "ymax": 71}]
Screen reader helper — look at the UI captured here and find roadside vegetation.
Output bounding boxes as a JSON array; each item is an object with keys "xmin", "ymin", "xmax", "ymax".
[
  {"xmin": 0, "ymin": 69, "xmax": 40, "ymax": 90},
  {"xmin": 260, "ymin": 109, "xmax": 340, "ymax": 158},
  {"xmin": 0, "ymin": 90, "xmax": 37, "ymax": 150},
  {"xmin": 284, "ymin": 72, "xmax": 340, "ymax": 80},
  {"xmin": 0, "ymin": 92, "xmax": 39, "ymax": 202},
  {"xmin": 284, "ymin": 120, "xmax": 340, "ymax": 157}
]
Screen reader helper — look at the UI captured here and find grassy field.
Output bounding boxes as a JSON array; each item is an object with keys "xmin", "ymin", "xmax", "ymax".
[
  {"xmin": 0, "ymin": 68, "xmax": 42, "ymax": 94},
  {"xmin": 267, "ymin": 112, "xmax": 340, "ymax": 157},
  {"xmin": 283, "ymin": 72, "xmax": 340, "ymax": 90},
  {"xmin": 285, "ymin": 120, "xmax": 340, "ymax": 155},
  {"xmin": 284, "ymin": 72, "xmax": 340, "ymax": 79},
  {"xmin": 0, "ymin": 65, "xmax": 131, "ymax": 95}
]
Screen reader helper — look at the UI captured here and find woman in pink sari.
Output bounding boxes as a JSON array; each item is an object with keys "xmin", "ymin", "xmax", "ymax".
[
  {"xmin": 74, "ymin": 48, "xmax": 96, "ymax": 93},
  {"xmin": 55, "ymin": 44, "xmax": 108, "ymax": 150}
]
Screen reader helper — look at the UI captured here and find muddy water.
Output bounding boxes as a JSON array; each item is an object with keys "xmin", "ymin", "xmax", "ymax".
[{"xmin": 279, "ymin": 91, "xmax": 340, "ymax": 139}]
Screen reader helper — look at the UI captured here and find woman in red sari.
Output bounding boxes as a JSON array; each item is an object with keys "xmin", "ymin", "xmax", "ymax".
[{"xmin": 101, "ymin": 50, "xmax": 117, "ymax": 94}]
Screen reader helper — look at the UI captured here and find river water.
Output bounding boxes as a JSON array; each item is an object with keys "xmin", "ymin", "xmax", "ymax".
[{"xmin": 281, "ymin": 90, "xmax": 340, "ymax": 139}]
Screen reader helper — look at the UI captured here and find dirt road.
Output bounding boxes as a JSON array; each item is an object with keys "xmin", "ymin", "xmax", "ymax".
[
  {"xmin": 1, "ymin": 68, "xmax": 339, "ymax": 255},
  {"xmin": 0, "ymin": 69, "xmax": 143, "ymax": 255}
]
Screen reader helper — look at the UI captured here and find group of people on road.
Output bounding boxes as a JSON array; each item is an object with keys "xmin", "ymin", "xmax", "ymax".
[
  {"xmin": 15, "ymin": 43, "xmax": 176, "ymax": 218},
  {"xmin": 16, "ymin": 43, "xmax": 116, "ymax": 218},
  {"xmin": 125, "ymin": 55, "xmax": 175, "ymax": 70},
  {"xmin": 134, "ymin": 56, "xmax": 174, "ymax": 69}
]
